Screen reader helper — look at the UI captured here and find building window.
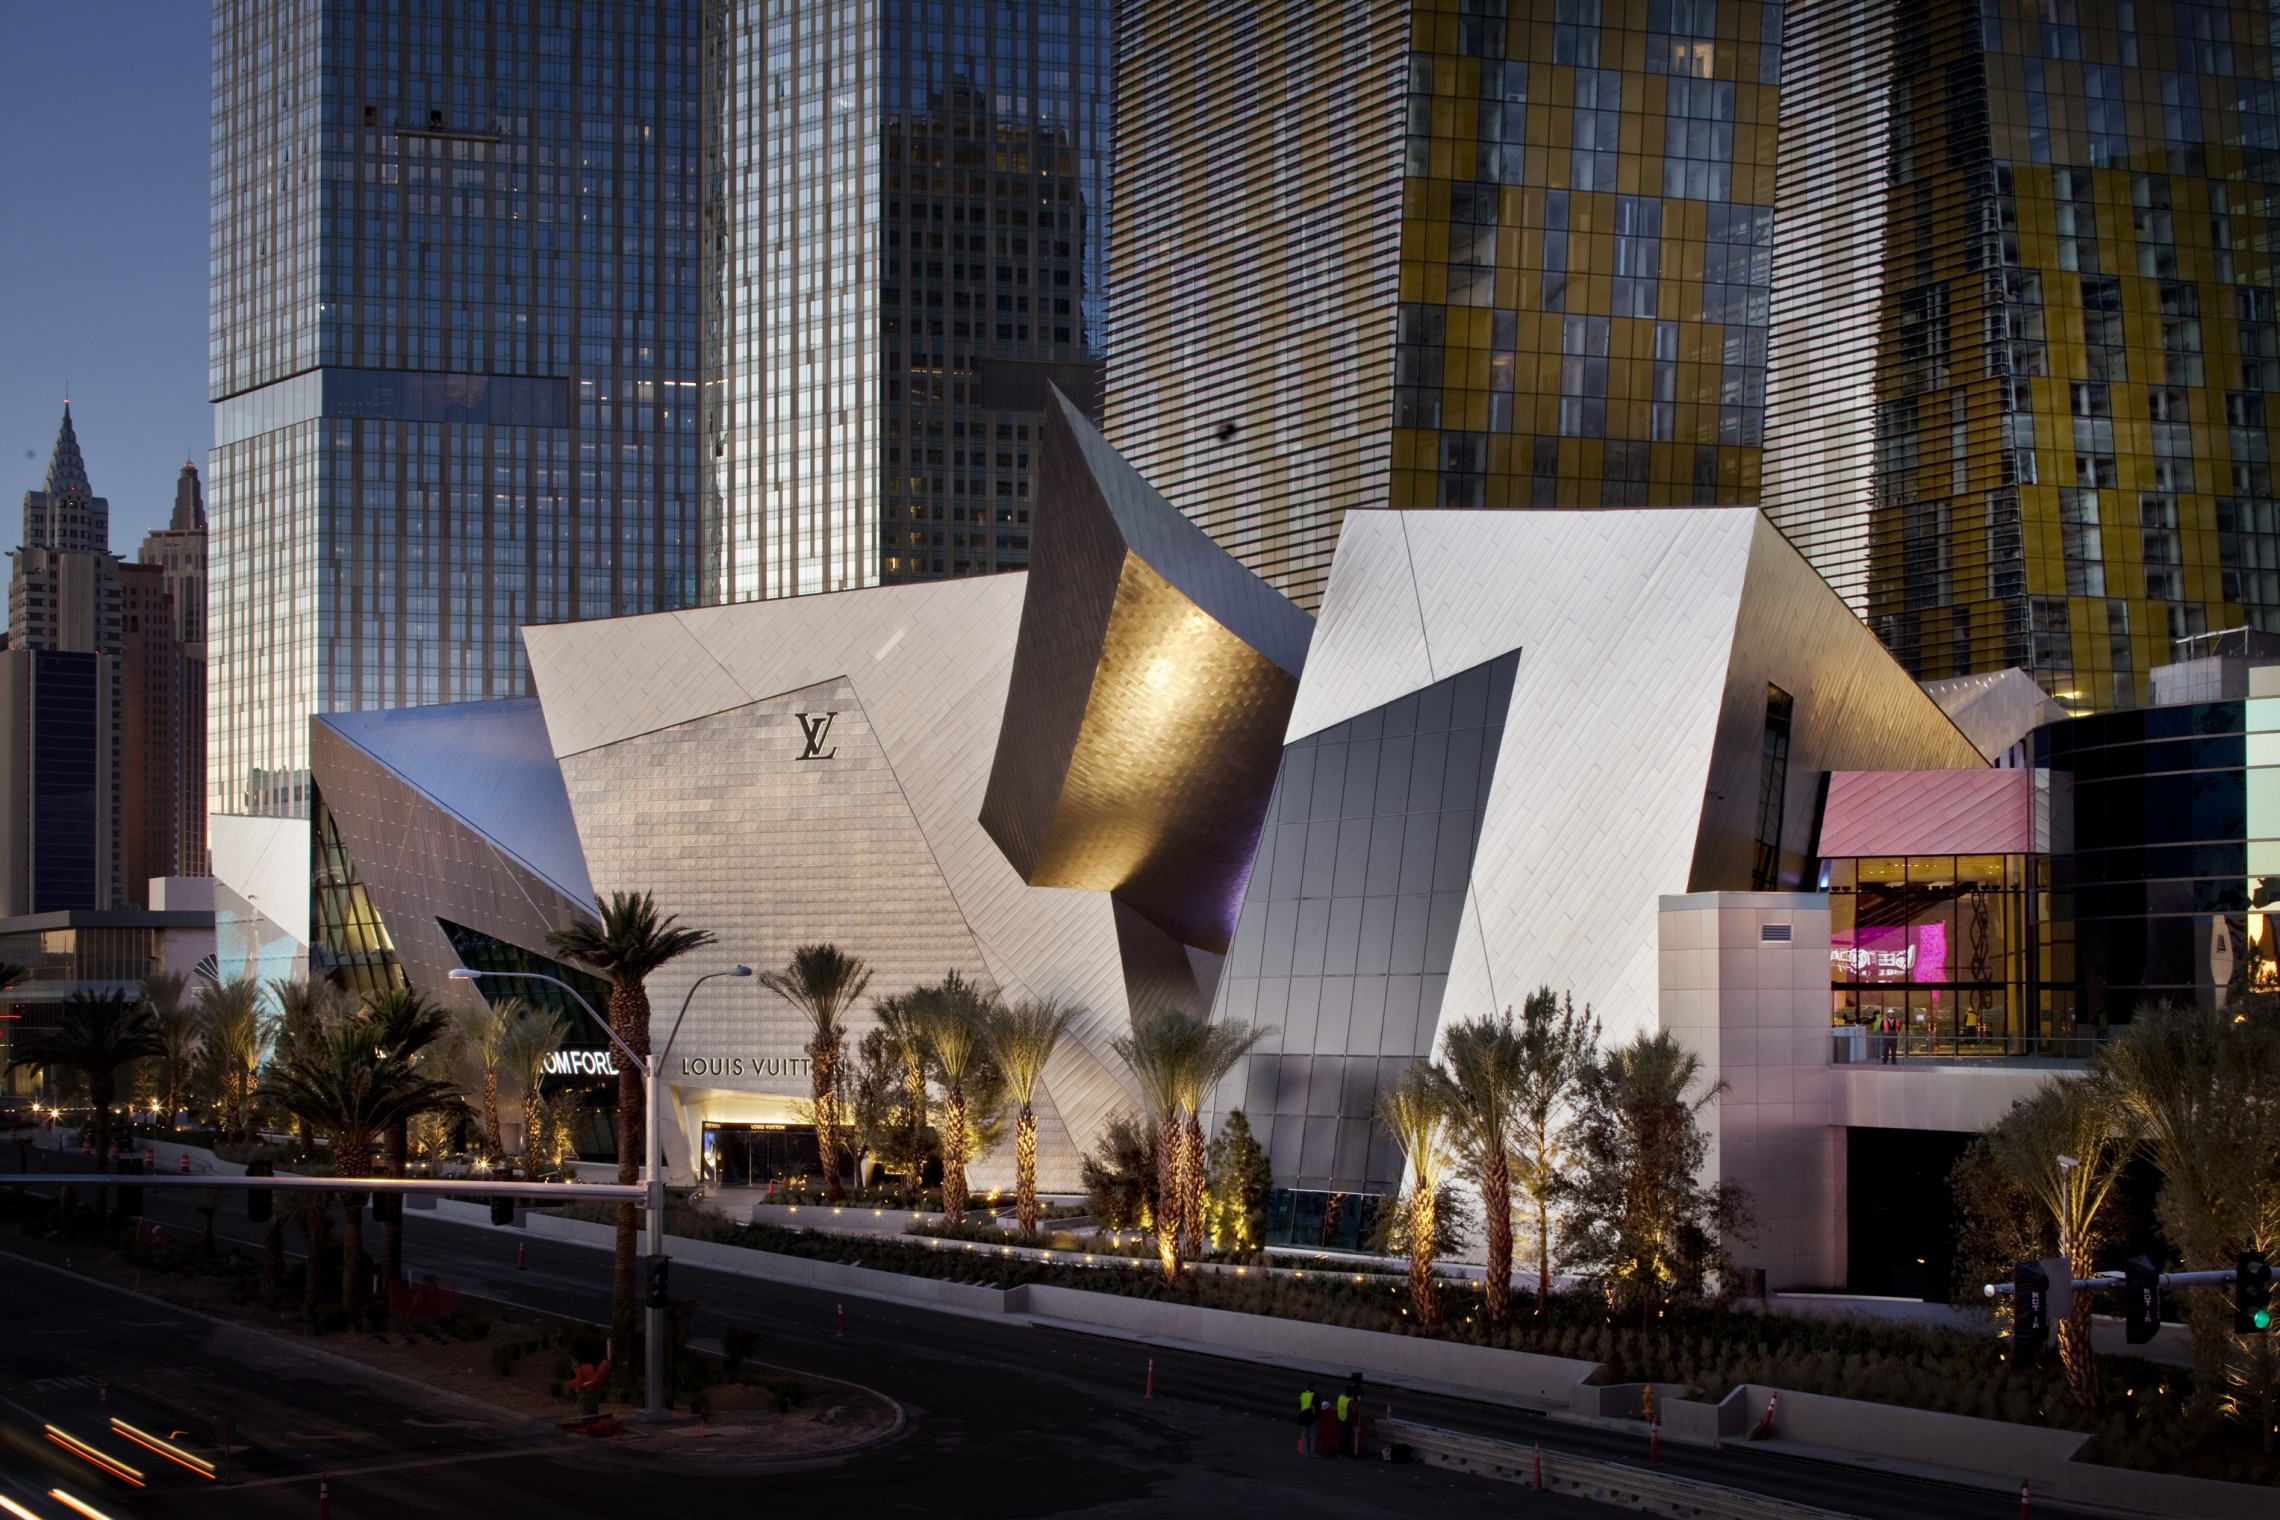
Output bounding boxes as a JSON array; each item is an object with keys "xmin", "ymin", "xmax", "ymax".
[{"xmin": 1750, "ymin": 684, "xmax": 1794, "ymax": 890}]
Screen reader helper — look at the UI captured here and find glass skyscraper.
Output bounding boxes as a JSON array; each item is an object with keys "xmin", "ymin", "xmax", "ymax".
[
  {"xmin": 701, "ymin": 0, "xmax": 1112, "ymax": 600},
  {"xmin": 1106, "ymin": 0, "xmax": 1785, "ymax": 611},
  {"xmin": 209, "ymin": 0, "xmax": 702, "ymax": 821},
  {"xmin": 1766, "ymin": 0, "xmax": 2280, "ymax": 710}
]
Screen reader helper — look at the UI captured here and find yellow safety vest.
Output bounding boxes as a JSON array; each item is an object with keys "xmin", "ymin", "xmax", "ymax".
[{"xmin": 1336, "ymin": 1394, "xmax": 1353, "ymax": 1420}]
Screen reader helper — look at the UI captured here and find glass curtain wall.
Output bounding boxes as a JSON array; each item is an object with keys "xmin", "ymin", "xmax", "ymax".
[
  {"xmin": 701, "ymin": 0, "xmax": 1110, "ymax": 599},
  {"xmin": 210, "ymin": 0, "xmax": 703, "ymax": 820}
]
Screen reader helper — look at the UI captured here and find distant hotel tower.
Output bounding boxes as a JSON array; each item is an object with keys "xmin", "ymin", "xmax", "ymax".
[
  {"xmin": 700, "ymin": 0, "xmax": 1112, "ymax": 597},
  {"xmin": 1, "ymin": 410, "xmax": 206, "ymax": 911}
]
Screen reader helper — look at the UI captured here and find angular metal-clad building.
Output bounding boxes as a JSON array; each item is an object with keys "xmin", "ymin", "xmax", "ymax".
[{"xmin": 1207, "ymin": 507, "xmax": 1990, "ymax": 1199}]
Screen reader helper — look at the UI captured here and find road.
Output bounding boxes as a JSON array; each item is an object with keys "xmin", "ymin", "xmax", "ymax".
[{"xmin": 0, "ymin": 1171, "xmax": 2105, "ymax": 1520}]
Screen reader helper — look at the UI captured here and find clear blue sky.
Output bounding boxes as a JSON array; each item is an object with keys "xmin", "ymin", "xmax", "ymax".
[{"xmin": 0, "ymin": 3, "xmax": 211, "ymax": 561}]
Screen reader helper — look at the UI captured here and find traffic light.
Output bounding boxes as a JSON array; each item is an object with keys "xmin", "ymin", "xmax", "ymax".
[
  {"xmin": 2012, "ymin": 1262, "xmax": 2049, "ymax": 1349},
  {"xmin": 2124, "ymin": 1256, "xmax": 2161, "ymax": 1345},
  {"xmin": 371, "ymin": 1190, "xmax": 402, "ymax": 1225},
  {"xmin": 490, "ymin": 1196, "xmax": 517, "ymax": 1226},
  {"xmin": 245, "ymin": 1158, "xmax": 271, "ymax": 1222},
  {"xmin": 2235, "ymin": 1251, "xmax": 2273, "ymax": 1334},
  {"xmin": 645, "ymin": 1254, "xmax": 671, "ymax": 1309}
]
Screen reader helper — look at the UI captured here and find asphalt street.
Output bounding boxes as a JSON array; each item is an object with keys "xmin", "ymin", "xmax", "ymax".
[{"xmin": 1, "ymin": 1175, "xmax": 2108, "ymax": 1520}]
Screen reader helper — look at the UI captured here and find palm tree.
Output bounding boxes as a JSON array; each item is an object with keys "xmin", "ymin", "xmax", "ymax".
[
  {"xmin": 1510, "ymin": 988, "xmax": 1600, "ymax": 1316},
  {"xmin": 261, "ymin": 1013, "xmax": 457, "ymax": 1321},
  {"xmin": 870, "ymin": 992, "xmax": 932, "ymax": 1202},
  {"xmin": 142, "ymin": 970, "xmax": 199, "ymax": 1129},
  {"xmin": 757, "ymin": 945, "xmax": 872, "ymax": 1202},
  {"xmin": 547, "ymin": 890, "xmax": 716, "ymax": 1346},
  {"xmin": 2098, "ymin": 1002, "xmax": 2280, "ymax": 1423},
  {"xmin": 498, "ymin": 1001, "xmax": 565, "ymax": 1173},
  {"xmin": 1427, "ymin": 1008, "xmax": 1529, "ymax": 1334},
  {"xmin": 1985, "ymin": 1077, "xmax": 2128, "ymax": 1415},
  {"xmin": 457, "ymin": 995, "xmax": 515, "ymax": 1156},
  {"xmin": 6, "ymin": 991, "xmax": 164, "ymax": 1180},
  {"xmin": 366, "ymin": 985, "xmax": 453, "ymax": 1284},
  {"xmin": 1377, "ymin": 1061, "xmax": 1455, "ymax": 1329},
  {"xmin": 270, "ymin": 976, "xmax": 351, "ymax": 1157},
  {"xmin": 914, "ymin": 972, "xmax": 993, "ymax": 1221},
  {"xmin": 987, "ymin": 996, "xmax": 1079, "ymax": 1235},
  {"xmin": 1175, "ymin": 1019, "xmax": 1271, "ymax": 1260},
  {"xmin": 1112, "ymin": 1007, "xmax": 1204, "ymax": 1281},
  {"xmin": 196, "ymin": 977, "xmax": 268, "ymax": 1141}
]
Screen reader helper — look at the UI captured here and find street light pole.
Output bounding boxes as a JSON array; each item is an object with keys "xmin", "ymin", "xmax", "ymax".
[{"xmin": 449, "ymin": 964, "xmax": 750, "ymax": 1419}]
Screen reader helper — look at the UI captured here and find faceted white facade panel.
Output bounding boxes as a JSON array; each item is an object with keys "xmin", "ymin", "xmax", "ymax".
[
  {"xmin": 1213, "ymin": 507, "xmax": 1986, "ymax": 1194},
  {"xmin": 210, "ymin": 812, "xmax": 311, "ymax": 947},
  {"xmin": 525, "ymin": 578, "xmax": 1141, "ymax": 1189}
]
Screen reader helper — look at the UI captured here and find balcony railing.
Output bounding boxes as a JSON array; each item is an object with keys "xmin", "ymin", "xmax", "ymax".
[{"xmin": 1830, "ymin": 1026, "xmax": 2101, "ymax": 1066}]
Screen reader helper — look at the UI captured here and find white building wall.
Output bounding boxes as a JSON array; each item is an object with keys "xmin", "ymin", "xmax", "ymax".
[{"xmin": 1659, "ymin": 891, "xmax": 1841, "ymax": 1292}]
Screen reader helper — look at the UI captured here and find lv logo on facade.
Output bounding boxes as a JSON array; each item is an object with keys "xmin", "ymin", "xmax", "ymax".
[{"xmin": 796, "ymin": 711, "xmax": 839, "ymax": 761}]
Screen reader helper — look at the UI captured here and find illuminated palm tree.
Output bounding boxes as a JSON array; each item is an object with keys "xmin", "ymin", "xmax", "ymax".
[
  {"xmin": 1377, "ymin": 1062, "xmax": 1455, "ymax": 1329},
  {"xmin": 457, "ymin": 995, "xmax": 515, "ymax": 1157},
  {"xmin": 1175, "ymin": 1020, "xmax": 1270, "ymax": 1259},
  {"xmin": 1426, "ymin": 1009, "xmax": 1529, "ymax": 1334},
  {"xmin": 6, "ymin": 991, "xmax": 163, "ymax": 1179},
  {"xmin": 197, "ymin": 977, "xmax": 269, "ymax": 1141},
  {"xmin": 986, "ymin": 997, "xmax": 1079, "ymax": 1235},
  {"xmin": 870, "ymin": 992, "xmax": 932, "ymax": 1202},
  {"xmin": 1112, "ymin": 1007, "xmax": 1204, "ymax": 1281},
  {"xmin": 914, "ymin": 972, "xmax": 993, "ymax": 1221},
  {"xmin": 261, "ymin": 1013, "xmax": 457, "ymax": 1321},
  {"xmin": 757, "ymin": 945, "xmax": 872, "ymax": 1202},
  {"xmin": 141, "ymin": 970, "xmax": 199, "ymax": 1129},
  {"xmin": 366, "ymin": 985, "xmax": 453, "ymax": 1285},
  {"xmin": 498, "ymin": 1001, "xmax": 565, "ymax": 1174},
  {"xmin": 547, "ymin": 891, "xmax": 716, "ymax": 1346}
]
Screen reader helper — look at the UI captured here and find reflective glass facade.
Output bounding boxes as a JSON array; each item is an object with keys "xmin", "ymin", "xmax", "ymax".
[
  {"xmin": 701, "ymin": 0, "xmax": 1110, "ymax": 599},
  {"xmin": 210, "ymin": 0, "xmax": 703, "ymax": 819},
  {"xmin": 1216, "ymin": 651, "xmax": 1518, "ymax": 1195},
  {"xmin": 1822, "ymin": 851, "xmax": 2046, "ymax": 1057},
  {"xmin": 1767, "ymin": 0, "xmax": 2280, "ymax": 710},
  {"xmin": 1106, "ymin": 0, "xmax": 1780, "ymax": 610}
]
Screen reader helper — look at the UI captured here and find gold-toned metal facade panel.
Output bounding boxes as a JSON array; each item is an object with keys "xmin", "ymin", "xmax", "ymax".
[{"xmin": 1023, "ymin": 551, "xmax": 1298, "ymax": 952}]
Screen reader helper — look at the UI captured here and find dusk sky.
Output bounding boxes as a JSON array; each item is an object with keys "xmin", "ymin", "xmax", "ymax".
[{"xmin": 0, "ymin": 3, "xmax": 210, "ymax": 565}]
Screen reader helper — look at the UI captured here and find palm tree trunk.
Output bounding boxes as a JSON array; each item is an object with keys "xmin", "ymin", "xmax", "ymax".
[
  {"xmin": 1411, "ymin": 1188, "xmax": 1441, "ymax": 1329},
  {"xmin": 903, "ymin": 1058, "xmax": 927, "ymax": 1204},
  {"xmin": 1536, "ymin": 1193, "xmax": 1553, "ymax": 1320},
  {"xmin": 940, "ymin": 1083, "xmax": 969, "ymax": 1221},
  {"xmin": 1482, "ymin": 1148, "xmax": 1513, "ymax": 1335},
  {"xmin": 382, "ymin": 1119, "xmax": 407, "ymax": 1285},
  {"xmin": 482, "ymin": 1068, "xmax": 503, "ymax": 1155},
  {"xmin": 523, "ymin": 1091, "xmax": 544, "ymax": 1175},
  {"xmin": 1014, "ymin": 1103, "xmax": 1038, "ymax": 1236},
  {"xmin": 610, "ymin": 983, "xmax": 649, "ymax": 1354},
  {"xmin": 1154, "ymin": 1108, "xmax": 1181, "ymax": 1281},
  {"xmin": 810, "ymin": 1040, "xmax": 843, "ymax": 1202},
  {"xmin": 2056, "ymin": 1238, "xmax": 2101, "ymax": 1415},
  {"xmin": 1180, "ymin": 1113, "xmax": 1207, "ymax": 1259},
  {"xmin": 338, "ymin": 1141, "xmax": 373, "ymax": 1322}
]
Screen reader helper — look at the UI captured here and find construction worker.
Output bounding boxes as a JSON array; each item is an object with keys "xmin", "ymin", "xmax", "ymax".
[
  {"xmin": 1338, "ymin": 1372, "xmax": 1366, "ymax": 1456},
  {"xmin": 1296, "ymin": 1382, "xmax": 1319, "ymax": 1456}
]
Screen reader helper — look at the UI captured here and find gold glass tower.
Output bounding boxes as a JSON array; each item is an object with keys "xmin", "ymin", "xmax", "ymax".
[
  {"xmin": 1106, "ymin": 0, "xmax": 1786, "ymax": 610},
  {"xmin": 1768, "ymin": 0, "xmax": 2280, "ymax": 710}
]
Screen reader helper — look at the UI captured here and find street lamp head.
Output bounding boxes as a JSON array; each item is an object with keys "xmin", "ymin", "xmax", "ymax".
[
  {"xmin": 2057, "ymin": 1153, "xmax": 2080, "ymax": 1170},
  {"xmin": 447, "ymin": 967, "xmax": 483, "ymax": 981},
  {"xmin": 728, "ymin": 965, "xmax": 752, "ymax": 977}
]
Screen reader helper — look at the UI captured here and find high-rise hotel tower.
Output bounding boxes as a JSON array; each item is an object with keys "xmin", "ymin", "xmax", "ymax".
[
  {"xmin": 1768, "ymin": 0, "xmax": 2280, "ymax": 710},
  {"xmin": 1106, "ymin": 0, "xmax": 1786, "ymax": 609},
  {"xmin": 700, "ymin": 0, "xmax": 1112, "ymax": 598},
  {"xmin": 208, "ymin": 0, "xmax": 703, "ymax": 826}
]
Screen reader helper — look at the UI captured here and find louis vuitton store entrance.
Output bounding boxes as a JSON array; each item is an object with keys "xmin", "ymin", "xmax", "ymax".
[{"xmin": 700, "ymin": 1122, "xmax": 823, "ymax": 1189}]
